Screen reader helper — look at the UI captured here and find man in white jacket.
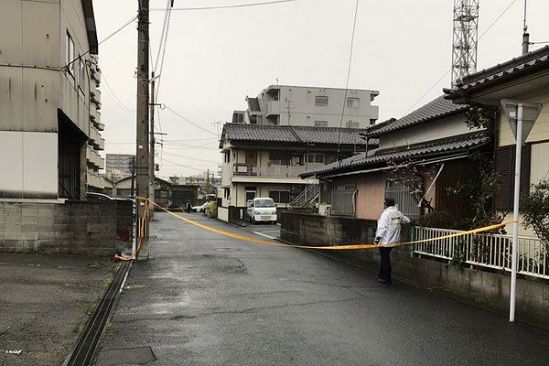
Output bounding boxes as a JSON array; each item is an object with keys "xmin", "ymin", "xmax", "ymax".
[{"xmin": 375, "ymin": 197, "xmax": 410, "ymax": 284}]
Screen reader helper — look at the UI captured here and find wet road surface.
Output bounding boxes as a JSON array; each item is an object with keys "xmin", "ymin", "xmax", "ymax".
[{"xmin": 95, "ymin": 212, "xmax": 549, "ymax": 365}]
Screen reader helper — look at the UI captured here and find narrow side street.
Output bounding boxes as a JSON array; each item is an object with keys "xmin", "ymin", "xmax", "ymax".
[{"xmin": 95, "ymin": 212, "xmax": 549, "ymax": 366}]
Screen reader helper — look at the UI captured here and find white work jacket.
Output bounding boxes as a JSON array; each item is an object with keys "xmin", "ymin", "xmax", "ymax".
[{"xmin": 376, "ymin": 206, "xmax": 411, "ymax": 245}]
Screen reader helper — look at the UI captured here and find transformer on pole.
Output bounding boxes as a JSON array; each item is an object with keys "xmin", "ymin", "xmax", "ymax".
[{"xmin": 451, "ymin": 0, "xmax": 479, "ymax": 86}]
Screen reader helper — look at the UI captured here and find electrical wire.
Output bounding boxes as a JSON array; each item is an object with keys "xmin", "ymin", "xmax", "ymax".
[
  {"xmin": 160, "ymin": 157, "xmax": 214, "ymax": 172},
  {"xmin": 162, "ymin": 104, "xmax": 219, "ymax": 136},
  {"xmin": 336, "ymin": 0, "xmax": 360, "ymax": 163},
  {"xmin": 65, "ymin": 15, "xmax": 138, "ymax": 70},
  {"xmin": 402, "ymin": 0, "xmax": 521, "ymax": 115},
  {"xmin": 151, "ymin": 0, "xmax": 298, "ymax": 12},
  {"xmin": 101, "ymin": 71, "xmax": 134, "ymax": 112},
  {"xmin": 161, "ymin": 151, "xmax": 219, "ymax": 164}
]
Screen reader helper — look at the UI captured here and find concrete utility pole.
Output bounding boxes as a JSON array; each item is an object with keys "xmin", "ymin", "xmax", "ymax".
[
  {"xmin": 149, "ymin": 71, "xmax": 156, "ymax": 219},
  {"xmin": 136, "ymin": 0, "xmax": 150, "ymax": 241}
]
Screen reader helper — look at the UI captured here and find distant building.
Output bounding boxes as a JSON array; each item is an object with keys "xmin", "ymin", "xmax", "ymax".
[
  {"xmin": 233, "ymin": 85, "xmax": 379, "ymax": 128},
  {"xmin": 106, "ymin": 154, "xmax": 135, "ymax": 178},
  {"xmin": 0, "ymin": 0, "xmax": 104, "ymax": 199}
]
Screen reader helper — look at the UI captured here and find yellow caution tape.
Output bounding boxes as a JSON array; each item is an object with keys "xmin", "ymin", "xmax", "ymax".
[{"xmin": 134, "ymin": 197, "xmax": 516, "ymax": 251}]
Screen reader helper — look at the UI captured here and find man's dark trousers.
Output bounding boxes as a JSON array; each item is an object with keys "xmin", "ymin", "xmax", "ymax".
[{"xmin": 378, "ymin": 247, "xmax": 393, "ymax": 283}]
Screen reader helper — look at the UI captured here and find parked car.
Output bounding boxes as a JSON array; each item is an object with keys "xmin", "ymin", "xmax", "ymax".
[{"xmin": 247, "ymin": 197, "xmax": 277, "ymax": 224}]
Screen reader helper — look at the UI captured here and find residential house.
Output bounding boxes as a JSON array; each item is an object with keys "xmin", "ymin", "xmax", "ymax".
[
  {"xmin": 0, "ymin": 0, "xmax": 105, "ymax": 199},
  {"xmin": 106, "ymin": 176, "xmax": 173, "ymax": 208},
  {"xmin": 218, "ymin": 123, "xmax": 378, "ymax": 222},
  {"xmin": 237, "ymin": 85, "xmax": 380, "ymax": 128},
  {"xmin": 445, "ymin": 45, "xmax": 549, "ymax": 236},
  {"xmin": 301, "ymin": 96, "xmax": 489, "ymax": 221}
]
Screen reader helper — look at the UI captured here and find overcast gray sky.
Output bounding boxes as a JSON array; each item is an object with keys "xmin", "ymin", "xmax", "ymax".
[{"xmin": 94, "ymin": 0, "xmax": 549, "ymax": 179}]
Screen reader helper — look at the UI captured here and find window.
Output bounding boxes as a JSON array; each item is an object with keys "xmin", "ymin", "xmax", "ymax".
[
  {"xmin": 346, "ymin": 121, "xmax": 360, "ymax": 128},
  {"xmin": 79, "ymin": 59, "xmax": 86, "ymax": 91},
  {"xmin": 315, "ymin": 95, "xmax": 329, "ymax": 106},
  {"xmin": 306, "ymin": 153, "xmax": 324, "ymax": 164},
  {"xmin": 269, "ymin": 191, "xmax": 290, "ymax": 203},
  {"xmin": 224, "ymin": 188, "xmax": 231, "ymax": 199},
  {"xmin": 346, "ymin": 97, "xmax": 360, "ymax": 108},
  {"xmin": 269, "ymin": 151, "xmax": 290, "ymax": 166},
  {"xmin": 314, "ymin": 120, "xmax": 328, "ymax": 127},
  {"xmin": 66, "ymin": 32, "xmax": 75, "ymax": 76},
  {"xmin": 224, "ymin": 151, "xmax": 231, "ymax": 163}
]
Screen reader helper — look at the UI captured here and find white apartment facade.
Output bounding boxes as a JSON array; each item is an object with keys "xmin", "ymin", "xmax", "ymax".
[
  {"xmin": 234, "ymin": 85, "xmax": 379, "ymax": 128},
  {"xmin": 0, "ymin": 0, "xmax": 104, "ymax": 200}
]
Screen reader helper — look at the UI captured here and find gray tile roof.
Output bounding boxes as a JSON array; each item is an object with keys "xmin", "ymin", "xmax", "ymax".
[
  {"xmin": 301, "ymin": 131, "xmax": 490, "ymax": 178},
  {"xmin": 220, "ymin": 123, "xmax": 378, "ymax": 147},
  {"xmin": 367, "ymin": 96, "xmax": 467, "ymax": 137},
  {"xmin": 445, "ymin": 46, "xmax": 549, "ymax": 97}
]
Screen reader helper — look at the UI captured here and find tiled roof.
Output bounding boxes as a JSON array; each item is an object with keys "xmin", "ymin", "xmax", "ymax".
[
  {"xmin": 367, "ymin": 96, "xmax": 467, "ymax": 137},
  {"xmin": 301, "ymin": 131, "xmax": 490, "ymax": 178},
  {"xmin": 247, "ymin": 97, "xmax": 261, "ymax": 112},
  {"xmin": 220, "ymin": 123, "xmax": 378, "ymax": 147},
  {"xmin": 445, "ymin": 46, "xmax": 549, "ymax": 97}
]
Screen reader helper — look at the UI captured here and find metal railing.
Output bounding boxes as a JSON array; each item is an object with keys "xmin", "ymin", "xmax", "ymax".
[
  {"xmin": 413, "ymin": 226, "xmax": 549, "ymax": 280},
  {"xmin": 289, "ymin": 184, "xmax": 319, "ymax": 208},
  {"xmin": 232, "ymin": 163, "xmax": 323, "ymax": 178}
]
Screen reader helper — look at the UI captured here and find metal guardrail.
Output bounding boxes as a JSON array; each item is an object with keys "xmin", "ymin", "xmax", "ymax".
[
  {"xmin": 413, "ymin": 226, "xmax": 549, "ymax": 280},
  {"xmin": 289, "ymin": 184, "xmax": 319, "ymax": 207}
]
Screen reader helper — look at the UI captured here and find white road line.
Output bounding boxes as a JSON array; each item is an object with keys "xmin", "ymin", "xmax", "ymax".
[{"xmin": 251, "ymin": 231, "xmax": 277, "ymax": 241}]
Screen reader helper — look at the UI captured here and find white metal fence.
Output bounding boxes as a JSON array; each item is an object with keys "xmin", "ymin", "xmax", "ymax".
[{"xmin": 413, "ymin": 226, "xmax": 549, "ymax": 280}]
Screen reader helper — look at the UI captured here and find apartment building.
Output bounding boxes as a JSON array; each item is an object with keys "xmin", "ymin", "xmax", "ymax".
[
  {"xmin": 233, "ymin": 85, "xmax": 379, "ymax": 128},
  {"xmin": 0, "ymin": 0, "xmax": 104, "ymax": 200},
  {"xmin": 218, "ymin": 123, "xmax": 377, "ymax": 223}
]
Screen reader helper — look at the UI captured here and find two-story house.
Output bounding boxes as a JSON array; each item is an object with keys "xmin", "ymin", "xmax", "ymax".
[
  {"xmin": 234, "ymin": 85, "xmax": 380, "ymax": 128},
  {"xmin": 0, "ymin": 0, "xmax": 105, "ymax": 200},
  {"xmin": 301, "ymin": 96, "xmax": 489, "ymax": 221},
  {"xmin": 218, "ymin": 123, "xmax": 377, "ymax": 223}
]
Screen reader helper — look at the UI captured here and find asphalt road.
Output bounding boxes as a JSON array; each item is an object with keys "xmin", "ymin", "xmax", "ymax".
[{"xmin": 95, "ymin": 212, "xmax": 549, "ymax": 366}]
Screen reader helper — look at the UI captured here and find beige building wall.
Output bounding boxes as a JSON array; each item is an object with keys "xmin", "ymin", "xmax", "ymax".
[{"xmin": 379, "ymin": 114, "xmax": 477, "ymax": 150}]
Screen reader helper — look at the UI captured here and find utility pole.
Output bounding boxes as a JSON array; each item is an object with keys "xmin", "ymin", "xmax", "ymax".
[
  {"xmin": 136, "ymin": 0, "xmax": 150, "ymax": 242},
  {"xmin": 149, "ymin": 71, "xmax": 156, "ymax": 219}
]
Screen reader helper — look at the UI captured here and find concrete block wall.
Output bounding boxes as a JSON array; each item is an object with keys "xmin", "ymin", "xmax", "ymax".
[
  {"xmin": 0, "ymin": 201, "xmax": 132, "ymax": 256},
  {"xmin": 281, "ymin": 212, "xmax": 549, "ymax": 329}
]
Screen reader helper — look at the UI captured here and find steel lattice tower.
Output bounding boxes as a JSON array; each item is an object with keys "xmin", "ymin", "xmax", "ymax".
[{"xmin": 451, "ymin": 0, "xmax": 479, "ymax": 86}]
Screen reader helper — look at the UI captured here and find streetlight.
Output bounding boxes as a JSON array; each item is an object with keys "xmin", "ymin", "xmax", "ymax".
[{"xmin": 500, "ymin": 99, "xmax": 543, "ymax": 322}]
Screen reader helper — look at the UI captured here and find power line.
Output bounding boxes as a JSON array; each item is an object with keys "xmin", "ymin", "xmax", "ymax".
[
  {"xmin": 65, "ymin": 15, "xmax": 138, "ymax": 70},
  {"xmin": 403, "ymin": 0, "xmax": 521, "ymax": 115},
  {"xmin": 160, "ymin": 157, "xmax": 215, "ymax": 172},
  {"xmin": 101, "ymin": 71, "xmax": 134, "ymax": 112},
  {"xmin": 162, "ymin": 104, "xmax": 219, "ymax": 136},
  {"xmin": 151, "ymin": 0, "xmax": 298, "ymax": 12},
  {"xmin": 336, "ymin": 0, "xmax": 360, "ymax": 162},
  {"xmin": 161, "ymin": 151, "xmax": 219, "ymax": 164}
]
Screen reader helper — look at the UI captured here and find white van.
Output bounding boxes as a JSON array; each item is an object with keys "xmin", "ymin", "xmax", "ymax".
[{"xmin": 247, "ymin": 197, "xmax": 277, "ymax": 224}]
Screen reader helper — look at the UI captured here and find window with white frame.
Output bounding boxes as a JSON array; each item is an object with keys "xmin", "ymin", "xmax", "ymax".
[
  {"xmin": 346, "ymin": 97, "xmax": 360, "ymax": 108},
  {"xmin": 315, "ymin": 95, "xmax": 329, "ymax": 106},
  {"xmin": 269, "ymin": 190, "xmax": 290, "ymax": 203},
  {"xmin": 306, "ymin": 153, "xmax": 324, "ymax": 164},
  {"xmin": 66, "ymin": 32, "xmax": 75, "ymax": 76},
  {"xmin": 346, "ymin": 121, "xmax": 360, "ymax": 128},
  {"xmin": 314, "ymin": 120, "xmax": 328, "ymax": 127}
]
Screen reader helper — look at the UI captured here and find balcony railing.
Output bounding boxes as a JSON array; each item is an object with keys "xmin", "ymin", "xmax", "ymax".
[
  {"xmin": 232, "ymin": 163, "xmax": 323, "ymax": 178},
  {"xmin": 413, "ymin": 226, "xmax": 549, "ymax": 280}
]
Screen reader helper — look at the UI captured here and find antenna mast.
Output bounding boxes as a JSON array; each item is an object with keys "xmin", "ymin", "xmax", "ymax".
[
  {"xmin": 451, "ymin": 0, "xmax": 480, "ymax": 86},
  {"xmin": 522, "ymin": 0, "xmax": 529, "ymax": 54}
]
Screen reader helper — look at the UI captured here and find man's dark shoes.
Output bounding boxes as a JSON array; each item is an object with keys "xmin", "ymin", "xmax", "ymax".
[{"xmin": 377, "ymin": 278, "xmax": 392, "ymax": 285}]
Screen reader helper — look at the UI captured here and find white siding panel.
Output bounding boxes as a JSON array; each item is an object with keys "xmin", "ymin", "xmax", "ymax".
[
  {"xmin": 22, "ymin": 132, "xmax": 57, "ymax": 197},
  {"xmin": 0, "ymin": 131, "xmax": 24, "ymax": 197}
]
